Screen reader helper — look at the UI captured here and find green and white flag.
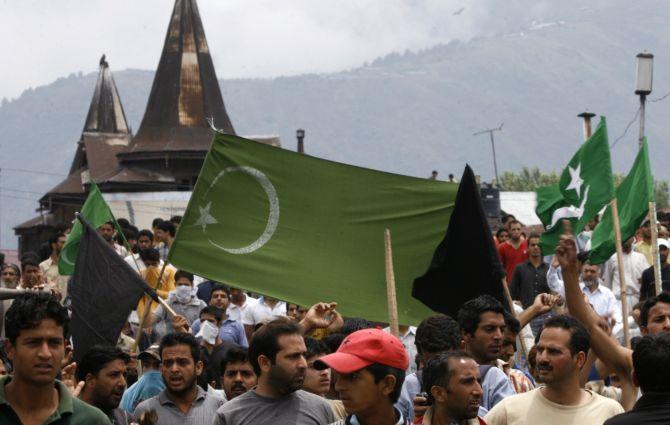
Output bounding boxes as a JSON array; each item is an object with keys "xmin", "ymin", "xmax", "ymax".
[
  {"xmin": 589, "ymin": 138, "xmax": 654, "ymax": 264},
  {"xmin": 168, "ymin": 132, "xmax": 458, "ymax": 324},
  {"xmin": 536, "ymin": 117, "xmax": 615, "ymax": 253},
  {"xmin": 58, "ymin": 182, "xmax": 121, "ymax": 275}
]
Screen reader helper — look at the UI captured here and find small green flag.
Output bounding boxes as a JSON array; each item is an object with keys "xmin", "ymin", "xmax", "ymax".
[
  {"xmin": 589, "ymin": 138, "xmax": 654, "ymax": 264},
  {"xmin": 537, "ymin": 117, "xmax": 615, "ymax": 253},
  {"xmin": 168, "ymin": 132, "xmax": 457, "ymax": 325},
  {"xmin": 58, "ymin": 182, "xmax": 121, "ymax": 275}
]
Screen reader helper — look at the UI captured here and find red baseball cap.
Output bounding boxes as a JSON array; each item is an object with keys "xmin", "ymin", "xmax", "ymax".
[{"xmin": 315, "ymin": 328, "xmax": 409, "ymax": 373}]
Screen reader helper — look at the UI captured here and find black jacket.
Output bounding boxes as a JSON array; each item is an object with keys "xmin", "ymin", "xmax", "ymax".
[{"xmin": 604, "ymin": 392, "xmax": 670, "ymax": 425}]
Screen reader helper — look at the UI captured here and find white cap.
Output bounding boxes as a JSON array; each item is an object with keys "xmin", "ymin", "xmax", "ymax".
[{"xmin": 658, "ymin": 238, "xmax": 670, "ymax": 249}]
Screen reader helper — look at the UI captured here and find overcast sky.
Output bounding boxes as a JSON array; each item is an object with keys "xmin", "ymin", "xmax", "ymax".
[{"xmin": 0, "ymin": 0, "xmax": 577, "ymax": 101}]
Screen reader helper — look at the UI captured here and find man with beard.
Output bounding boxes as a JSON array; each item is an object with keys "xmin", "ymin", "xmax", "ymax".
[
  {"xmin": 214, "ymin": 317, "xmax": 335, "ymax": 425},
  {"xmin": 220, "ymin": 346, "xmax": 257, "ymax": 400},
  {"xmin": 98, "ymin": 222, "xmax": 127, "ymax": 257},
  {"xmin": 417, "ymin": 351, "xmax": 486, "ymax": 425},
  {"xmin": 640, "ymin": 239, "xmax": 670, "ymax": 300},
  {"xmin": 484, "ymin": 315, "xmax": 623, "ymax": 424},
  {"xmin": 38, "ymin": 232, "xmax": 69, "ymax": 300},
  {"xmin": 77, "ymin": 345, "xmax": 131, "ymax": 424},
  {"xmin": 0, "ymin": 293, "xmax": 110, "ymax": 424},
  {"xmin": 133, "ymin": 333, "xmax": 223, "ymax": 424},
  {"xmin": 580, "ymin": 261, "xmax": 620, "ymax": 327},
  {"xmin": 557, "ymin": 230, "xmax": 670, "ymax": 410},
  {"xmin": 457, "ymin": 296, "xmax": 516, "ymax": 414}
]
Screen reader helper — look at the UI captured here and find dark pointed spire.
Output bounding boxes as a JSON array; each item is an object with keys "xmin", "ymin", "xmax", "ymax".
[
  {"xmin": 129, "ymin": 0, "xmax": 234, "ymax": 153},
  {"xmin": 83, "ymin": 54, "xmax": 130, "ymax": 134}
]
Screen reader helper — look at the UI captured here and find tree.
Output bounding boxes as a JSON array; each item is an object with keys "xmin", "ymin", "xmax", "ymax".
[{"xmin": 500, "ymin": 167, "xmax": 669, "ymax": 208}]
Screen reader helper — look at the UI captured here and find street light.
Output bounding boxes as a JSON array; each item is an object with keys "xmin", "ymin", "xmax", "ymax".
[
  {"xmin": 296, "ymin": 129, "xmax": 305, "ymax": 154},
  {"xmin": 636, "ymin": 52, "xmax": 653, "ymax": 149}
]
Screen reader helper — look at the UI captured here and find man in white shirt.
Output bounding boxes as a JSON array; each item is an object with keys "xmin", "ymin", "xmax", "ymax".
[
  {"xmin": 382, "ymin": 325, "xmax": 417, "ymax": 374},
  {"xmin": 98, "ymin": 222, "xmax": 127, "ymax": 257},
  {"xmin": 124, "ymin": 229, "xmax": 155, "ymax": 272},
  {"xmin": 603, "ymin": 238, "xmax": 647, "ymax": 310},
  {"xmin": 241, "ymin": 296, "xmax": 286, "ymax": 341},
  {"xmin": 227, "ymin": 287, "xmax": 258, "ymax": 322},
  {"xmin": 581, "ymin": 261, "xmax": 621, "ymax": 327}
]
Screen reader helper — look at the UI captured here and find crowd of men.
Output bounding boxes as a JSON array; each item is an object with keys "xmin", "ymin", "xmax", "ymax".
[{"xmin": 1, "ymin": 213, "xmax": 670, "ymax": 425}]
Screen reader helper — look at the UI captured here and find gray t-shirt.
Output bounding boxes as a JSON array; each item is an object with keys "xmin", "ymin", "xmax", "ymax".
[{"xmin": 214, "ymin": 389, "xmax": 336, "ymax": 425}]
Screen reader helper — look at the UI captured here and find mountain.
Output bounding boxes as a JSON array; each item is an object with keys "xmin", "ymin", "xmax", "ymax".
[{"xmin": 2, "ymin": 0, "xmax": 670, "ymax": 249}]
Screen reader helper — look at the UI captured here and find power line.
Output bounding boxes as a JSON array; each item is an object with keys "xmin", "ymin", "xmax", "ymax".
[
  {"xmin": 610, "ymin": 107, "xmax": 640, "ymax": 149},
  {"xmin": 0, "ymin": 167, "xmax": 67, "ymax": 177}
]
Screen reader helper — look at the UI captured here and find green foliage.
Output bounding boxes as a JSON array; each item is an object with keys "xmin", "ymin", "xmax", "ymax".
[{"xmin": 500, "ymin": 167, "xmax": 669, "ymax": 208}]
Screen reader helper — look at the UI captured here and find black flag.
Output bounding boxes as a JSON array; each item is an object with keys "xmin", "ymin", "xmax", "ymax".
[
  {"xmin": 412, "ymin": 165, "xmax": 507, "ymax": 318},
  {"xmin": 70, "ymin": 215, "xmax": 156, "ymax": 362}
]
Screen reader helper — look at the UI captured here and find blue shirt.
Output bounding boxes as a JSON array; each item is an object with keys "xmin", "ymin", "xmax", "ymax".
[
  {"xmin": 120, "ymin": 370, "xmax": 166, "ymax": 413},
  {"xmin": 191, "ymin": 318, "xmax": 248, "ymax": 347},
  {"xmin": 395, "ymin": 365, "xmax": 515, "ymax": 419}
]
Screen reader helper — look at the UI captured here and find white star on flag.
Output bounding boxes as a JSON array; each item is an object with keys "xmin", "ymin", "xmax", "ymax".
[
  {"xmin": 194, "ymin": 201, "xmax": 218, "ymax": 231},
  {"xmin": 565, "ymin": 163, "xmax": 583, "ymax": 196}
]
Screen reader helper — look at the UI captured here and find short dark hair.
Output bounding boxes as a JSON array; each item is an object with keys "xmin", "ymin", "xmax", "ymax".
[
  {"xmin": 5, "ymin": 293, "xmax": 69, "ymax": 342},
  {"xmin": 152, "ymin": 218, "xmax": 164, "ymax": 228},
  {"xmin": 20, "ymin": 256, "xmax": 40, "ymax": 271},
  {"xmin": 159, "ymin": 332, "xmax": 200, "ymax": 363},
  {"xmin": 175, "ymin": 270, "xmax": 194, "ymax": 283},
  {"xmin": 76, "ymin": 345, "xmax": 130, "ymax": 382},
  {"xmin": 211, "ymin": 284, "xmax": 230, "ymax": 296},
  {"xmin": 249, "ymin": 317, "xmax": 302, "ymax": 375},
  {"xmin": 457, "ymin": 295, "xmax": 505, "ymax": 336},
  {"xmin": 508, "ymin": 219, "xmax": 521, "ymax": 227},
  {"xmin": 341, "ymin": 317, "xmax": 373, "ymax": 335},
  {"xmin": 633, "ymin": 334, "xmax": 670, "ymax": 392},
  {"xmin": 640, "ymin": 291, "xmax": 670, "ymax": 328},
  {"xmin": 48, "ymin": 232, "xmax": 65, "ymax": 247},
  {"xmin": 422, "ymin": 351, "xmax": 474, "ymax": 397},
  {"xmin": 138, "ymin": 229, "xmax": 154, "ymax": 240},
  {"xmin": 323, "ymin": 333, "xmax": 346, "ymax": 354},
  {"xmin": 169, "ymin": 215, "xmax": 182, "ymax": 225},
  {"xmin": 199, "ymin": 305, "xmax": 223, "ymax": 323},
  {"xmin": 496, "ymin": 228, "xmax": 509, "ymax": 238},
  {"xmin": 220, "ymin": 346, "xmax": 252, "ymax": 374},
  {"xmin": 527, "ymin": 232, "xmax": 541, "ymax": 242},
  {"xmin": 539, "ymin": 314, "xmax": 590, "ymax": 355},
  {"xmin": 139, "ymin": 248, "xmax": 160, "ymax": 263},
  {"xmin": 577, "ymin": 251, "xmax": 590, "ymax": 265},
  {"xmin": 117, "ymin": 218, "xmax": 131, "ymax": 229},
  {"xmin": 365, "ymin": 363, "xmax": 405, "ymax": 403},
  {"xmin": 157, "ymin": 221, "xmax": 176, "ymax": 237},
  {"xmin": 304, "ymin": 336, "xmax": 329, "ymax": 360},
  {"xmin": 415, "ymin": 314, "xmax": 461, "ymax": 355},
  {"xmin": 122, "ymin": 228, "xmax": 137, "ymax": 241},
  {"xmin": 503, "ymin": 311, "xmax": 521, "ymax": 335}
]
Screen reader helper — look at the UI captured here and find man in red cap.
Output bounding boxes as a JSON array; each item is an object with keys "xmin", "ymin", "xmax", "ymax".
[{"xmin": 316, "ymin": 328, "xmax": 412, "ymax": 425}]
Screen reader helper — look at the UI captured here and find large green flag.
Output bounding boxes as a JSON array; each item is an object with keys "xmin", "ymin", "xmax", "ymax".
[
  {"xmin": 58, "ymin": 182, "xmax": 120, "ymax": 275},
  {"xmin": 536, "ymin": 117, "xmax": 615, "ymax": 253},
  {"xmin": 589, "ymin": 138, "xmax": 654, "ymax": 264},
  {"xmin": 168, "ymin": 133, "xmax": 457, "ymax": 324}
]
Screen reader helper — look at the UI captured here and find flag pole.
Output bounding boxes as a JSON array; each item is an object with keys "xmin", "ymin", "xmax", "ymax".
[
  {"xmin": 501, "ymin": 277, "xmax": 529, "ymax": 361},
  {"xmin": 649, "ymin": 202, "xmax": 662, "ymax": 295},
  {"xmin": 610, "ymin": 199, "xmax": 631, "ymax": 347},
  {"xmin": 132, "ymin": 261, "xmax": 169, "ymax": 353},
  {"xmin": 384, "ymin": 229, "xmax": 400, "ymax": 337}
]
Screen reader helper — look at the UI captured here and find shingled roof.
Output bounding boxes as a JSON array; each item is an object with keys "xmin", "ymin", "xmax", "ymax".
[{"xmin": 123, "ymin": 0, "xmax": 235, "ymax": 155}]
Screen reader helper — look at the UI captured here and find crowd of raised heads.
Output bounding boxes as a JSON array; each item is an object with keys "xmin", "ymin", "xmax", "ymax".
[{"xmin": 0, "ymin": 213, "xmax": 669, "ymax": 424}]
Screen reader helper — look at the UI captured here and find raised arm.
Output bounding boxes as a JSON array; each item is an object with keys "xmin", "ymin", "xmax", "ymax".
[
  {"xmin": 516, "ymin": 293, "xmax": 559, "ymax": 329},
  {"xmin": 555, "ymin": 233, "xmax": 633, "ymax": 377}
]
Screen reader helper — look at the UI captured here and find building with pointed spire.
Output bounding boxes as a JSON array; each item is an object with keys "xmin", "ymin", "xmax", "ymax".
[{"xmin": 14, "ymin": 56, "xmax": 132, "ymax": 252}]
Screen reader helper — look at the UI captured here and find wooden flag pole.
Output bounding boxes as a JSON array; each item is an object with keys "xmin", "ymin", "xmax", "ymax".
[
  {"xmin": 132, "ymin": 261, "xmax": 169, "ymax": 353},
  {"xmin": 649, "ymin": 202, "xmax": 662, "ymax": 295},
  {"xmin": 384, "ymin": 229, "xmax": 400, "ymax": 337},
  {"xmin": 501, "ymin": 277, "xmax": 530, "ymax": 361},
  {"xmin": 610, "ymin": 199, "xmax": 631, "ymax": 347}
]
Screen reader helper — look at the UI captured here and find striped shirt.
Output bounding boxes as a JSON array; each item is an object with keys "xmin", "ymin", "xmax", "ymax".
[{"xmin": 133, "ymin": 386, "xmax": 223, "ymax": 425}]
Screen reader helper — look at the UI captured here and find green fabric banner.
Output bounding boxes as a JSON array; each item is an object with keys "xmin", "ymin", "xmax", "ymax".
[
  {"xmin": 589, "ymin": 138, "xmax": 654, "ymax": 264},
  {"xmin": 168, "ymin": 133, "xmax": 457, "ymax": 324},
  {"xmin": 537, "ymin": 117, "xmax": 615, "ymax": 253},
  {"xmin": 58, "ymin": 182, "xmax": 120, "ymax": 275}
]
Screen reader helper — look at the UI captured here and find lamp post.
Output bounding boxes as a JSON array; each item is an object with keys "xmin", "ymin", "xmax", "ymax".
[
  {"xmin": 296, "ymin": 129, "xmax": 305, "ymax": 154},
  {"xmin": 635, "ymin": 52, "xmax": 653, "ymax": 149},
  {"xmin": 473, "ymin": 123, "xmax": 504, "ymax": 187},
  {"xmin": 577, "ymin": 111, "xmax": 596, "ymax": 139}
]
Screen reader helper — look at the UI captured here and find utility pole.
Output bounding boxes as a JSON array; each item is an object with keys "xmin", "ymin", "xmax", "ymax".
[{"xmin": 473, "ymin": 123, "xmax": 504, "ymax": 187}]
